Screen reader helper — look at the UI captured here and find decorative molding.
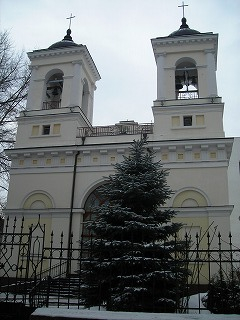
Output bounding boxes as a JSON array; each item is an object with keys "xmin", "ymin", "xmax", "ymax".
[
  {"xmin": 152, "ymin": 34, "xmax": 217, "ymax": 49},
  {"xmin": 28, "ymin": 45, "xmax": 100, "ymax": 82}
]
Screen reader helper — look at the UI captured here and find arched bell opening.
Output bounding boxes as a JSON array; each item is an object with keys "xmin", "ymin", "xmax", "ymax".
[
  {"xmin": 43, "ymin": 71, "xmax": 64, "ymax": 109},
  {"xmin": 175, "ymin": 59, "xmax": 198, "ymax": 100}
]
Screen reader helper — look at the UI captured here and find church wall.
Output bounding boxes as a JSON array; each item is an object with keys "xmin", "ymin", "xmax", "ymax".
[
  {"xmin": 6, "ymin": 171, "xmax": 73, "ymax": 210},
  {"xmin": 228, "ymin": 137, "xmax": 240, "ymax": 250},
  {"xmin": 153, "ymin": 103, "xmax": 224, "ymax": 140},
  {"xmin": 15, "ymin": 111, "xmax": 90, "ymax": 148},
  {"xmin": 168, "ymin": 166, "xmax": 229, "ymax": 206}
]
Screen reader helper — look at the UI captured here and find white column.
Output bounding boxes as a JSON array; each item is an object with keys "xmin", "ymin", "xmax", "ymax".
[
  {"xmin": 205, "ymin": 49, "xmax": 218, "ymax": 97},
  {"xmin": 156, "ymin": 53, "xmax": 166, "ymax": 100}
]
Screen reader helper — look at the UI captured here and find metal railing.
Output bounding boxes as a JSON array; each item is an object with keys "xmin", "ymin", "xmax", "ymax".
[
  {"xmin": 0, "ymin": 216, "xmax": 240, "ymax": 314},
  {"xmin": 43, "ymin": 101, "xmax": 61, "ymax": 110},
  {"xmin": 77, "ymin": 123, "xmax": 153, "ymax": 138},
  {"xmin": 177, "ymin": 90, "xmax": 199, "ymax": 100}
]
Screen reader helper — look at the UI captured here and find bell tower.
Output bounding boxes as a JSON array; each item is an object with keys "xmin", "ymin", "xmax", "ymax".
[
  {"xmin": 15, "ymin": 28, "xmax": 100, "ymax": 148},
  {"xmin": 151, "ymin": 17, "xmax": 223, "ymax": 140}
]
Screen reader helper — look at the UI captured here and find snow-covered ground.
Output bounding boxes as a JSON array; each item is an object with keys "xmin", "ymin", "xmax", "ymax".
[
  {"xmin": 31, "ymin": 308, "xmax": 240, "ymax": 320},
  {"xmin": 182, "ymin": 292, "xmax": 210, "ymax": 314}
]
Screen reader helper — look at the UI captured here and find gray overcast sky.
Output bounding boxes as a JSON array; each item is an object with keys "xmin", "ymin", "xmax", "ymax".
[{"xmin": 0, "ymin": 0, "xmax": 239, "ymax": 137}]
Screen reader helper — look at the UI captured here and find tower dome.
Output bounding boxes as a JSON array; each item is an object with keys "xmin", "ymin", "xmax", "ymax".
[
  {"xmin": 48, "ymin": 29, "xmax": 80, "ymax": 49},
  {"xmin": 169, "ymin": 17, "xmax": 200, "ymax": 37}
]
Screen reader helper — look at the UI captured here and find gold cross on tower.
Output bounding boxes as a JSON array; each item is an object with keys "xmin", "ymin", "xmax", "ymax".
[{"xmin": 178, "ymin": 1, "xmax": 188, "ymax": 18}]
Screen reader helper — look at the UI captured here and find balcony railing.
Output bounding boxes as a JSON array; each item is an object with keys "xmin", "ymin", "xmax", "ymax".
[
  {"xmin": 77, "ymin": 123, "xmax": 153, "ymax": 138},
  {"xmin": 176, "ymin": 90, "xmax": 198, "ymax": 100},
  {"xmin": 43, "ymin": 101, "xmax": 61, "ymax": 110}
]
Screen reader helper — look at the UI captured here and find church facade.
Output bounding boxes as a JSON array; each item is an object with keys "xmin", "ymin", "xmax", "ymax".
[{"xmin": 5, "ymin": 18, "xmax": 233, "ymax": 252}]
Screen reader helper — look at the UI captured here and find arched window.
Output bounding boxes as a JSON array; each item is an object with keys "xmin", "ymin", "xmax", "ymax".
[
  {"xmin": 82, "ymin": 185, "xmax": 107, "ymax": 240},
  {"xmin": 43, "ymin": 71, "xmax": 63, "ymax": 109},
  {"xmin": 175, "ymin": 59, "xmax": 198, "ymax": 100}
]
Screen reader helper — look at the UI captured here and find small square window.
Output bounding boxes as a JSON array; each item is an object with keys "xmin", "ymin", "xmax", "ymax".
[
  {"xmin": 42, "ymin": 125, "xmax": 50, "ymax": 135},
  {"xmin": 162, "ymin": 154, "xmax": 168, "ymax": 161},
  {"xmin": 177, "ymin": 153, "xmax": 184, "ymax": 160},
  {"xmin": 210, "ymin": 152, "xmax": 216, "ymax": 159},
  {"xmin": 183, "ymin": 116, "xmax": 192, "ymax": 126},
  {"xmin": 60, "ymin": 158, "xmax": 65, "ymax": 164},
  {"xmin": 194, "ymin": 153, "xmax": 201, "ymax": 160}
]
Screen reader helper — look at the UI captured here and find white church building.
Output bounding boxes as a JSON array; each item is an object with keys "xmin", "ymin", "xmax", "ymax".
[{"xmin": 5, "ymin": 16, "xmax": 235, "ymax": 251}]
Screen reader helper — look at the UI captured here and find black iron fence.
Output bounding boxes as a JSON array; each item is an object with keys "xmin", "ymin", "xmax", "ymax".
[{"xmin": 0, "ymin": 216, "xmax": 240, "ymax": 315}]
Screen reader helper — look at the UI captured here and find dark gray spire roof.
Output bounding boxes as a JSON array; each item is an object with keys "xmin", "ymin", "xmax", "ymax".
[
  {"xmin": 48, "ymin": 29, "xmax": 80, "ymax": 49},
  {"xmin": 168, "ymin": 17, "xmax": 200, "ymax": 37}
]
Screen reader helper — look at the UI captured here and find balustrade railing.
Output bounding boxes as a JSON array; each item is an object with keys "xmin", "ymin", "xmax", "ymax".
[
  {"xmin": 43, "ymin": 101, "xmax": 61, "ymax": 110},
  {"xmin": 77, "ymin": 123, "xmax": 153, "ymax": 138},
  {"xmin": 177, "ymin": 90, "xmax": 199, "ymax": 100}
]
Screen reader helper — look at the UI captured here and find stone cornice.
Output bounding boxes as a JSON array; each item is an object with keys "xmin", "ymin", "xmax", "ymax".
[
  {"xmin": 173, "ymin": 205, "xmax": 233, "ymax": 217},
  {"xmin": 151, "ymin": 33, "xmax": 218, "ymax": 48},
  {"xmin": 6, "ymin": 137, "xmax": 233, "ymax": 165}
]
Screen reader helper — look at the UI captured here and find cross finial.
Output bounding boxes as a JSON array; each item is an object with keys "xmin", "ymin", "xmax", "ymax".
[
  {"xmin": 178, "ymin": 1, "xmax": 188, "ymax": 18},
  {"xmin": 66, "ymin": 13, "xmax": 75, "ymax": 29}
]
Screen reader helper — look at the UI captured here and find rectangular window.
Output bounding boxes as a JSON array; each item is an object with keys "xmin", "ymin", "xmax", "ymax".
[
  {"xmin": 177, "ymin": 153, "xmax": 184, "ymax": 160},
  {"xmin": 53, "ymin": 124, "xmax": 61, "ymax": 134},
  {"xmin": 172, "ymin": 116, "xmax": 180, "ymax": 127},
  {"xmin": 194, "ymin": 152, "xmax": 201, "ymax": 160},
  {"xmin": 60, "ymin": 158, "xmax": 65, "ymax": 164},
  {"xmin": 196, "ymin": 115, "xmax": 205, "ymax": 125},
  {"xmin": 210, "ymin": 152, "xmax": 216, "ymax": 159},
  {"xmin": 162, "ymin": 154, "xmax": 168, "ymax": 161},
  {"xmin": 42, "ymin": 125, "xmax": 50, "ymax": 135},
  {"xmin": 183, "ymin": 116, "xmax": 192, "ymax": 126},
  {"xmin": 31, "ymin": 125, "xmax": 39, "ymax": 136}
]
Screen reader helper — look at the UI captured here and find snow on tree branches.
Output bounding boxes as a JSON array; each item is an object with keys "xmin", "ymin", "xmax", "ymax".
[
  {"xmin": 81, "ymin": 139, "xmax": 189, "ymax": 312},
  {"xmin": 0, "ymin": 31, "xmax": 30, "ymax": 209}
]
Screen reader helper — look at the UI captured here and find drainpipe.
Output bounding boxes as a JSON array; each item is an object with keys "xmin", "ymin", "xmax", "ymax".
[{"xmin": 67, "ymin": 150, "xmax": 80, "ymax": 275}]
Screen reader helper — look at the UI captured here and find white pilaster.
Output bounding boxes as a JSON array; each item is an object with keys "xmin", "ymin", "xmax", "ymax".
[
  {"xmin": 26, "ymin": 66, "xmax": 39, "ymax": 110},
  {"xmin": 70, "ymin": 61, "xmax": 83, "ymax": 107},
  {"xmin": 156, "ymin": 53, "xmax": 166, "ymax": 100},
  {"xmin": 205, "ymin": 49, "xmax": 218, "ymax": 97}
]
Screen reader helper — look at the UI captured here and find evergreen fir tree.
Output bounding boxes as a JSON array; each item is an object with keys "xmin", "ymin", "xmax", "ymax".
[{"xmin": 81, "ymin": 139, "xmax": 189, "ymax": 312}]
